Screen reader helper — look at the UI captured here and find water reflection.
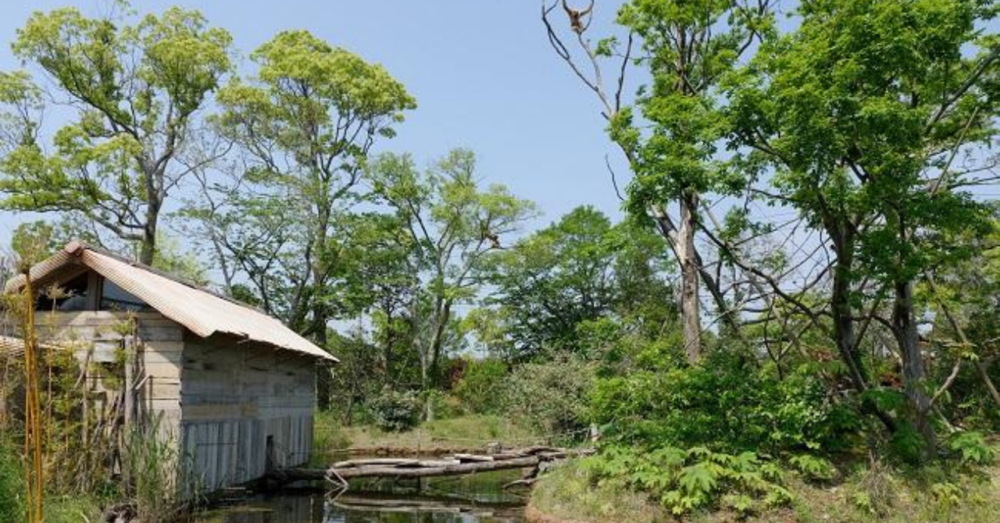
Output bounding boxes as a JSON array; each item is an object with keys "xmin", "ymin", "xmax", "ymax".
[{"xmin": 196, "ymin": 471, "xmax": 527, "ymax": 523}]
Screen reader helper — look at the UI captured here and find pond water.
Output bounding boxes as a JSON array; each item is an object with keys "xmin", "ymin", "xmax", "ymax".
[{"xmin": 193, "ymin": 469, "xmax": 528, "ymax": 523}]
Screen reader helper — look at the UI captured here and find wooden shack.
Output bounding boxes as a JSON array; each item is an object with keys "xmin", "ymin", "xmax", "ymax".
[{"xmin": 2, "ymin": 241, "xmax": 337, "ymax": 492}]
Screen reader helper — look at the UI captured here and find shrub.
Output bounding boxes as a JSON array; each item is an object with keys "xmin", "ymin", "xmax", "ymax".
[
  {"xmin": 453, "ymin": 358, "xmax": 507, "ymax": 414},
  {"xmin": 948, "ymin": 431, "xmax": 995, "ymax": 466},
  {"xmin": 590, "ymin": 351, "xmax": 859, "ymax": 454},
  {"xmin": 367, "ymin": 387, "xmax": 421, "ymax": 432},
  {"xmin": 583, "ymin": 445, "xmax": 792, "ymax": 516},
  {"xmin": 500, "ymin": 355, "xmax": 596, "ymax": 435},
  {"xmin": 424, "ymin": 389, "xmax": 465, "ymax": 420},
  {"xmin": 0, "ymin": 440, "xmax": 24, "ymax": 523}
]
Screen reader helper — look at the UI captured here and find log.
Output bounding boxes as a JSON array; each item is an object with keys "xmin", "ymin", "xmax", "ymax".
[
  {"xmin": 502, "ymin": 478, "xmax": 538, "ymax": 489},
  {"xmin": 274, "ymin": 446, "xmax": 594, "ymax": 487},
  {"xmin": 332, "ymin": 493, "xmax": 523, "ymax": 517},
  {"xmin": 276, "ymin": 456, "xmax": 541, "ymax": 483},
  {"xmin": 333, "ymin": 458, "xmax": 420, "ymax": 468},
  {"xmin": 453, "ymin": 453, "xmax": 494, "ymax": 462},
  {"xmin": 335, "ymin": 456, "xmax": 541, "ymax": 479}
]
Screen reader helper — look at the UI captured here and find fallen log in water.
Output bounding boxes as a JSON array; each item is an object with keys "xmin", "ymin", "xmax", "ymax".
[
  {"xmin": 331, "ymin": 493, "xmax": 525, "ymax": 518},
  {"xmin": 275, "ymin": 446, "xmax": 593, "ymax": 488}
]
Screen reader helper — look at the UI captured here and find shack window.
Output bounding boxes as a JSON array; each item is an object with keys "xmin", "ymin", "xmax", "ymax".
[
  {"xmin": 101, "ymin": 280, "xmax": 152, "ymax": 312},
  {"xmin": 35, "ymin": 272, "xmax": 90, "ymax": 311}
]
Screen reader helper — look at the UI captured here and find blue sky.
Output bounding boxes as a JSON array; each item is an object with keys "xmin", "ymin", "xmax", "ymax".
[{"xmin": 0, "ymin": 0, "xmax": 632, "ymax": 245}]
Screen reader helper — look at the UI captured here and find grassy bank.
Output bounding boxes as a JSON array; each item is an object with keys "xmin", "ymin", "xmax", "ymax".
[
  {"xmin": 529, "ymin": 456, "xmax": 1000, "ymax": 523},
  {"xmin": 313, "ymin": 413, "xmax": 544, "ymax": 463}
]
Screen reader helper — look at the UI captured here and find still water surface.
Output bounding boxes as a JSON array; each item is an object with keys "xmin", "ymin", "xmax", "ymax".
[{"xmin": 194, "ymin": 469, "xmax": 527, "ymax": 523}]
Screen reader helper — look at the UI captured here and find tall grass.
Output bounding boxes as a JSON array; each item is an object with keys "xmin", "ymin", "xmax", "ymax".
[
  {"xmin": 0, "ymin": 439, "xmax": 25, "ymax": 522},
  {"xmin": 123, "ymin": 418, "xmax": 199, "ymax": 523}
]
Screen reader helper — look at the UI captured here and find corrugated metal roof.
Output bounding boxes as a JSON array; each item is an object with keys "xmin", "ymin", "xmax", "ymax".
[{"xmin": 5, "ymin": 242, "xmax": 337, "ymax": 362}]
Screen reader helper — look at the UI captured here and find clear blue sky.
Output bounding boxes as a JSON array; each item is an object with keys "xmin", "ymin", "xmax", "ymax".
[{"xmin": 0, "ymin": 0, "xmax": 631, "ymax": 245}]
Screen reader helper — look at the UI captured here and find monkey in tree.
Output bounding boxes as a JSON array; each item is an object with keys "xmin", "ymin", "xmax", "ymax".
[
  {"xmin": 481, "ymin": 226, "xmax": 502, "ymax": 249},
  {"xmin": 562, "ymin": 0, "xmax": 594, "ymax": 34}
]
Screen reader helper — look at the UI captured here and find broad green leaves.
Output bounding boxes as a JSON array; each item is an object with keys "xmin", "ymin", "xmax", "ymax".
[{"xmin": 0, "ymin": 4, "xmax": 233, "ymax": 263}]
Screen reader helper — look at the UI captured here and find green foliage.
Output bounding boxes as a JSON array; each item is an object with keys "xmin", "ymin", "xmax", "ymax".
[
  {"xmin": 609, "ymin": 0, "xmax": 774, "ymax": 211},
  {"xmin": 151, "ymin": 234, "xmax": 208, "ymax": 285},
  {"xmin": 0, "ymin": 440, "xmax": 24, "ymax": 523},
  {"xmin": 727, "ymin": 0, "xmax": 1000, "ymax": 454},
  {"xmin": 453, "ymin": 358, "xmax": 507, "ymax": 414},
  {"xmin": 188, "ymin": 25, "xmax": 416, "ymax": 347},
  {"xmin": 948, "ymin": 431, "xmax": 995, "ymax": 466},
  {"xmin": 10, "ymin": 221, "xmax": 59, "ymax": 265},
  {"xmin": 367, "ymin": 149, "xmax": 537, "ymax": 389},
  {"xmin": 849, "ymin": 462, "xmax": 897, "ymax": 517},
  {"xmin": 584, "ymin": 445, "xmax": 792, "ymax": 516},
  {"xmin": 327, "ymin": 331, "xmax": 384, "ymax": 425},
  {"xmin": 789, "ymin": 454, "xmax": 836, "ymax": 482},
  {"xmin": 890, "ymin": 423, "xmax": 929, "ymax": 465},
  {"xmin": 591, "ymin": 351, "xmax": 860, "ymax": 455},
  {"xmin": 500, "ymin": 355, "xmax": 596, "ymax": 435},
  {"xmin": 367, "ymin": 387, "xmax": 421, "ymax": 432},
  {"xmin": 123, "ymin": 421, "xmax": 192, "ymax": 523},
  {"xmin": 0, "ymin": 3, "xmax": 233, "ymax": 262},
  {"xmin": 478, "ymin": 206, "xmax": 674, "ymax": 361}
]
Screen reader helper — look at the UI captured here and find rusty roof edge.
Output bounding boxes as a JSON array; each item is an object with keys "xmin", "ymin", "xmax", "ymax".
[
  {"xmin": 5, "ymin": 242, "xmax": 337, "ymax": 363},
  {"xmin": 68, "ymin": 241, "xmax": 272, "ymax": 315},
  {"xmin": 80, "ymin": 250, "xmax": 336, "ymax": 362}
]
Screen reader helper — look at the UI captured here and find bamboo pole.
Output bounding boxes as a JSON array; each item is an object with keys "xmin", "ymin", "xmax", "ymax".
[{"xmin": 23, "ymin": 270, "xmax": 43, "ymax": 523}]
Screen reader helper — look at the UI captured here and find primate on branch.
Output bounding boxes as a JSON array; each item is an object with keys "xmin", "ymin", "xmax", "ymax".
[
  {"xmin": 562, "ymin": 0, "xmax": 594, "ymax": 34},
  {"xmin": 481, "ymin": 226, "xmax": 502, "ymax": 249}
]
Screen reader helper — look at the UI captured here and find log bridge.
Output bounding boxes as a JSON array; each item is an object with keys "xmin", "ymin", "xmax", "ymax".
[{"xmin": 273, "ymin": 446, "xmax": 594, "ymax": 490}]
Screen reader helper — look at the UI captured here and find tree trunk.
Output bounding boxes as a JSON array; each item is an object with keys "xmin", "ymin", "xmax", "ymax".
[
  {"xmin": 678, "ymin": 192, "xmax": 701, "ymax": 364},
  {"xmin": 830, "ymin": 234, "xmax": 868, "ymax": 390},
  {"xmin": 893, "ymin": 279, "xmax": 936, "ymax": 458},
  {"xmin": 140, "ymin": 199, "xmax": 159, "ymax": 266},
  {"xmin": 317, "ymin": 365, "xmax": 332, "ymax": 412},
  {"xmin": 312, "ymin": 195, "xmax": 333, "ymax": 411}
]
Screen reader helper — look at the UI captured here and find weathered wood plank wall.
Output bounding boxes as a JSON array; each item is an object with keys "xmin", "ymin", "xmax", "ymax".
[
  {"xmin": 180, "ymin": 334, "xmax": 316, "ymax": 491},
  {"xmin": 36, "ymin": 311, "xmax": 318, "ymax": 493},
  {"xmin": 40, "ymin": 311, "xmax": 184, "ymax": 438}
]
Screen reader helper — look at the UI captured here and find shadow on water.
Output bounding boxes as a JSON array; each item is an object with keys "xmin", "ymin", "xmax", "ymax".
[{"xmin": 194, "ymin": 469, "xmax": 528, "ymax": 523}]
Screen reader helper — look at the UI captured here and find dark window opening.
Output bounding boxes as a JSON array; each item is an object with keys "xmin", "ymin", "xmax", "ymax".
[
  {"xmin": 100, "ymin": 280, "xmax": 152, "ymax": 312},
  {"xmin": 35, "ymin": 272, "xmax": 90, "ymax": 312}
]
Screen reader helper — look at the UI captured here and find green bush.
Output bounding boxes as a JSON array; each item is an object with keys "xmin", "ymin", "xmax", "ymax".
[
  {"xmin": 590, "ymin": 352, "xmax": 860, "ymax": 454},
  {"xmin": 948, "ymin": 431, "xmax": 995, "ymax": 466},
  {"xmin": 367, "ymin": 387, "xmax": 421, "ymax": 432},
  {"xmin": 454, "ymin": 358, "xmax": 508, "ymax": 414},
  {"xmin": 500, "ymin": 355, "xmax": 596, "ymax": 435},
  {"xmin": 0, "ymin": 441, "xmax": 24, "ymax": 523},
  {"xmin": 583, "ymin": 445, "xmax": 792, "ymax": 516}
]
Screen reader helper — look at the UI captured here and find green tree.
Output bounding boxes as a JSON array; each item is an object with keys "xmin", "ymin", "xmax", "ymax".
[
  {"xmin": 543, "ymin": 0, "xmax": 773, "ymax": 363},
  {"xmin": 726, "ymin": 0, "xmax": 1000, "ymax": 456},
  {"xmin": 0, "ymin": 5, "xmax": 233, "ymax": 264},
  {"xmin": 480, "ymin": 206, "xmax": 675, "ymax": 361},
  {"xmin": 207, "ymin": 29, "xmax": 415, "ymax": 354},
  {"xmin": 368, "ymin": 149, "xmax": 537, "ymax": 410}
]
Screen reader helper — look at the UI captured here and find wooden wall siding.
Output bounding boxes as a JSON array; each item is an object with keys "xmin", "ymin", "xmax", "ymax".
[
  {"xmin": 37, "ymin": 311, "xmax": 184, "ymax": 439},
  {"xmin": 180, "ymin": 335, "xmax": 316, "ymax": 492}
]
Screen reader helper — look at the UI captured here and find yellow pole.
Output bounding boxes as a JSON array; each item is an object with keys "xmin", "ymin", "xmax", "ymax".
[{"xmin": 23, "ymin": 271, "xmax": 43, "ymax": 523}]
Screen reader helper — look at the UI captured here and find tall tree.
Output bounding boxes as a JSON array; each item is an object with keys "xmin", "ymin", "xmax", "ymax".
[
  {"xmin": 727, "ymin": 0, "xmax": 1000, "ymax": 455},
  {"xmin": 481, "ymin": 205, "xmax": 675, "ymax": 361},
  {"xmin": 542, "ymin": 0, "xmax": 773, "ymax": 363},
  {"xmin": 208, "ymin": 29, "xmax": 416, "ymax": 348},
  {"xmin": 0, "ymin": 6, "xmax": 233, "ymax": 264},
  {"xmin": 368, "ymin": 149, "xmax": 537, "ymax": 406}
]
